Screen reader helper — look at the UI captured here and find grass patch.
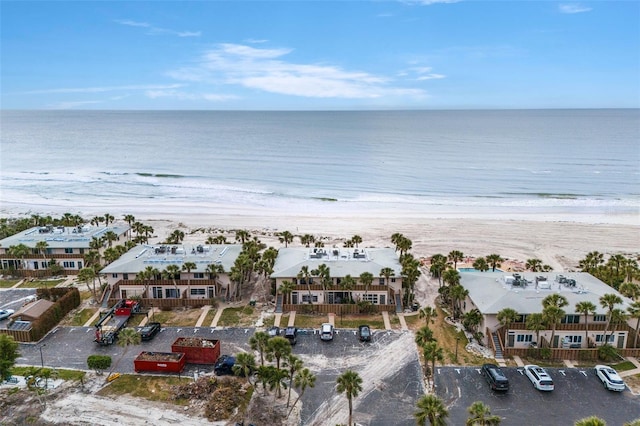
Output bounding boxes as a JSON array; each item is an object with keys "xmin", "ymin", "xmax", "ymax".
[
  {"xmin": 335, "ymin": 316, "xmax": 387, "ymax": 330},
  {"xmin": 430, "ymin": 306, "xmax": 485, "ymax": 366},
  {"xmin": 19, "ymin": 279, "xmax": 65, "ymax": 288},
  {"xmin": 10, "ymin": 366, "xmax": 85, "ymax": 381},
  {"xmin": 98, "ymin": 374, "xmax": 192, "ymax": 405},
  {"xmin": 203, "ymin": 308, "xmax": 217, "ymax": 326},
  {"xmin": 611, "ymin": 360, "xmax": 637, "ymax": 372},
  {"xmin": 403, "ymin": 313, "xmax": 422, "ymax": 328},
  {"xmin": 217, "ymin": 306, "xmax": 255, "ymax": 327},
  {"xmin": 0, "ymin": 279, "xmax": 20, "ymax": 288},
  {"xmin": 67, "ymin": 308, "xmax": 98, "ymax": 326}
]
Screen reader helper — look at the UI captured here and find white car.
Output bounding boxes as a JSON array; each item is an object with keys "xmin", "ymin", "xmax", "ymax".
[
  {"xmin": 595, "ymin": 365, "xmax": 626, "ymax": 391},
  {"xmin": 320, "ymin": 323, "xmax": 334, "ymax": 341},
  {"xmin": 0, "ymin": 309, "xmax": 15, "ymax": 321},
  {"xmin": 524, "ymin": 364, "xmax": 554, "ymax": 391}
]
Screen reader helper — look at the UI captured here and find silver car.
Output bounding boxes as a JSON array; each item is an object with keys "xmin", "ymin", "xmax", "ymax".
[
  {"xmin": 320, "ymin": 323, "xmax": 334, "ymax": 341},
  {"xmin": 595, "ymin": 365, "xmax": 626, "ymax": 391},
  {"xmin": 0, "ymin": 309, "xmax": 15, "ymax": 321}
]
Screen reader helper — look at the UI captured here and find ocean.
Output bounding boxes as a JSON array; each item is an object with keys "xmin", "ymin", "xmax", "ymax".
[{"xmin": 1, "ymin": 109, "xmax": 638, "ymax": 223}]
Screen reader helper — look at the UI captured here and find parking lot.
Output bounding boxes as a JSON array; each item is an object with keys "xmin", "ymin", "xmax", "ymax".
[
  {"xmin": 434, "ymin": 366, "xmax": 640, "ymax": 425},
  {"xmin": 16, "ymin": 325, "xmax": 423, "ymax": 426}
]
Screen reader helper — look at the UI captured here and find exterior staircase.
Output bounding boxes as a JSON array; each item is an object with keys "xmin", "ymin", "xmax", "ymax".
[
  {"xmin": 492, "ymin": 332, "xmax": 504, "ymax": 360},
  {"xmin": 275, "ymin": 294, "xmax": 283, "ymax": 313},
  {"xmin": 395, "ymin": 294, "xmax": 403, "ymax": 313}
]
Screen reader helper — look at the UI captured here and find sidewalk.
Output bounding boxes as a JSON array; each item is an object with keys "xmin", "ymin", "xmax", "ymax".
[{"xmin": 619, "ymin": 356, "xmax": 640, "ymax": 378}]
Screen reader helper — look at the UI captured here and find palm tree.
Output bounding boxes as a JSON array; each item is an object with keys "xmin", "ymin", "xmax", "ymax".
[
  {"xmin": 525, "ymin": 313, "xmax": 546, "ymax": 347},
  {"xmin": 266, "ymin": 336, "xmax": 291, "ymax": 371},
  {"xmin": 167, "ymin": 229, "xmax": 185, "ymax": 244},
  {"xmin": 628, "ymin": 301, "xmax": 640, "ymax": 348},
  {"xmin": 542, "ymin": 293, "xmax": 569, "ymax": 348},
  {"xmin": 300, "ymin": 234, "xmax": 315, "ymax": 247},
  {"xmin": 123, "ymin": 214, "xmax": 135, "ymax": 240},
  {"xmin": 442, "ymin": 269, "xmax": 461, "ymax": 287},
  {"xmin": 315, "ymin": 263, "xmax": 332, "ymax": 303},
  {"xmin": 575, "ymin": 301, "xmax": 597, "ymax": 346},
  {"xmin": 351, "ymin": 235, "xmax": 362, "ymax": 248},
  {"xmin": 415, "ymin": 394, "xmax": 448, "ymax": 426},
  {"xmin": 103, "ymin": 230, "xmax": 118, "ymax": 247},
  {"xmin": 285, "ymin": 354, "xmax": 303, "ymax": 408},
  {"xmin": 525, "ymin": 258, "xmax": 543, "ymax": 272},
  {"xmin": 380, "ymin": 267, "xmax": 394, "ymax": 286},
  {"xmin": 278, "ymin": 280, "xmax": 295, "ymax": 305},
  {"xmin": 78, "ymin": 267, "xmax": 99, "ymax": 302},
  {"xmin": 574, "ymin": 416, "xmax": 607, "ymax": 426},
  {"xmin": 336, "ymin": 370, "xmax": 363, "ymax": 426},
  {"xmin": 485, "ymin": 254, "xmax": 504, "ymax": 272},
  {"xmin": 419, "ymin": 306, "xmax": 438, "ymax": 329},
  {"xmin": 340, "ymin": 274, "xmax": 356, "ymax": 303},
  {"xmin": 620, "ymin": 282, "xmax": 640, "ymax": 301},
  {"xmin": 450, "ymin": 284, "xmax": 469, "ymax": 319},
  {"xmin": 422, "ymin": 341, "xmax": 444, "ymax": 384},
  {"xmin": 359, "ymin": 271, "xmax": 374, "ymax": 298},
  {"xmin": 8, "ymin": 243, "xmax": 30, "ymax": 274},
  {"xmin": 103, "ymin": 213, "xmax": 115, "ymax": 226},
  {"xmin": 579, "ymin": 251, "xmax": 604, "ymax": 274},
  {"xmin": 462, "ymin": 308, "xmax": 483, "ymax": 334},
  {"xmin": 249, "ymin": 331, "xmax": 270, "ymax": 366},
  {"xmin": 235, "ymin": 229, "xmax": 251, "ymax": 244},
  {"xmin": 278, "ymin": 231, "xmax": 294, "ymax": 247},
  {"xmin": 448, "ymin": 250, "xmax": 464, "ymax": 270},
  {"xmin": 600, "ymin": 293, "xmax": 623, "ymax": 346},
  {"xmin": 107, "ymin": 327, "xmax": 140, "ymax": 382},
  {"xmin": 430, "ymin": 254, "xmax": 448, "ymax": 286},
  {"xmin": 496, "ymin": 308, "xmax": 518, "ymax": 348},
  {"xmin": 182, "ymin": 261, "xmax": 197, "ymax": 306},
  {"xmin": 288, "ymin": 367, "xmax": 316, "ymax": 417},
  {"xmin": 298, "ymin": 265, "xmax": 313, "ymax": 302},
  {"xmin": 466, "ymin": 401, "xmax": 501, "ymax": 425},
  {"xmin": 415, "ymin": 326, "xmax": 435, "ymax": 347},
  {"xmin": 472, "ymin": 257, "xmax": 489, "ymax": 272},
  {"xmin": 162, "ymin": 264, "xmax": 181, "ymax": 299},
  {"xmin": 233, "ymin": 352, "xmax": 256, "ymax": 384},
  {"xmin": 205, "ymin": 263, "xmax": 225, "ymax": 297}
]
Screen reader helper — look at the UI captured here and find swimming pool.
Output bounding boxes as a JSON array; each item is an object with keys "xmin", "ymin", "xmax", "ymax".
[{"xmin": 458, "ymin": 267, "xmax": 502, "ymax": 272}]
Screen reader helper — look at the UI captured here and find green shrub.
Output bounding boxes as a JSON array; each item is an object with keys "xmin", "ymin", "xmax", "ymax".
[
  {"xmin": 597, "ymin": 345, "xmax": 619, "ymax": 362},
  {"xmin": 87, "ymin": 355, "xmax": 112, "ymax": 374}
]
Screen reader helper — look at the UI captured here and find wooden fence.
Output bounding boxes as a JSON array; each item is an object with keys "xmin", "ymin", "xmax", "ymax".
[
  {"xmin": 0, "ymin": 328, "xmax": 33, "ymax": 343},
  {"xmin": 282, "ymin": 303, "xmax": 395, "ymax": 315}
]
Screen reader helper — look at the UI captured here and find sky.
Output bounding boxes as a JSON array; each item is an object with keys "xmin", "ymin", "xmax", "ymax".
[{"xmin": 1, "ymin": 1, "xmax": 639, "ymax": 110}]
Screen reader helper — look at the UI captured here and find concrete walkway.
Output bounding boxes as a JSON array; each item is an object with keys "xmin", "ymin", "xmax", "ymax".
[
  {"xmin": 83, "ymin": 309, "xmax": 103, "ymax": 327},
  {"xmin": 619, "ymin": 356, "xmax": 640, "ymax": 378},
  {"xmin": 512, "ymin": 355, "xmax": 525, "ymax": 367},
  {"xmin": 328, "ymin": 312, "xmax": 335, "ymax": 326},
  {"xmin": 194, "ymin": 305, "xmax": 212, "ymax": 327},
  {"xmin": 397, "ymin": 313, "xmax": 408, "ymax": 331},
  {"xmin": 381, "ymin": 311, "xmax": 391, "ymax": 330},
  {"xmin": 210, "ymin": 306, "xmax": 225, "ymax": 328},
  {"xmin": 287, "ymin": 311, "xmax": 296, "ymax": 327}
]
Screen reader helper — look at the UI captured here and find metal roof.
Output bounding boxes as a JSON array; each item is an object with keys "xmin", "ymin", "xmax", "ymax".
[
  {"xmin": 461, "ymin": 271, "xmax": 633, "ymax": 315},
  {"xmin": 270, "ymin": 247, "xmax": 402, "ymax": 279}
]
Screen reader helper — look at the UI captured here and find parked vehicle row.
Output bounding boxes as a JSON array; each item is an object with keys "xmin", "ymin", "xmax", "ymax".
[{"xmin": 481, "ymin": 363, "xmax": 627, "ymax": 393}]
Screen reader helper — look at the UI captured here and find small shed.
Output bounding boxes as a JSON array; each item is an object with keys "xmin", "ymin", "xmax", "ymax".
[{"xmin": 10, "ymin": 299, "xmax": 54, "ymax": 322}]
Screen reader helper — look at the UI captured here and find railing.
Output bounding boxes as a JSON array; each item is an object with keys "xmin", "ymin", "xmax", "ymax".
[
  {"xmin": 507, "ymin": 322, "xmax": 630, "ymax": 332},
  {"xmin": 282, "ymin": 303, "xmax": 395, "ymax": 315},
  {"xmin": 504, "ymin": 347, "xmax": 640, "ymax": 361},
  {"xmin": 107, "ymin": 297, "xmax": 216, "ymax": 309}
]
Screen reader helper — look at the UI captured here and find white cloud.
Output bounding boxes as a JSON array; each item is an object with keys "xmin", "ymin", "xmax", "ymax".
[
  {"xmin": 399, "ymin": 65, "xmax": 446, "ymax": 81},
  {"xmin": 167, "ymin": 43, "xmax": 428, "ymax": 100},
  {"xmin": 24, "ymin": 84, "xmax": 185, "ymax": 95},
  {"xmin": 145, "ymin": 90, "xmax": 238, "ymax": 101},
  {"xmin": 115, "ymin": 19, "xmax": 201, "ymax": 37},
  {"xmin": 559, "ymin": 3, "xmax": 592, "ymax": 14}
]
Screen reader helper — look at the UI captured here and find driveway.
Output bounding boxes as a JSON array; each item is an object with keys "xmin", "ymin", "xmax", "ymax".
[{"xmin": 434, "ymin": 366, "xmax": 640, "ymax": 425}]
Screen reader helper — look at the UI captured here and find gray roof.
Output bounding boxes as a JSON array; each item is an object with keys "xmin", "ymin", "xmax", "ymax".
[
  {"xmin": 461, "ymin": 271, "xmax": 633, "ymax": 315},
  {"xmin": 0, "ymin": 225, "xmax": 129, "ymax": 249},
  {"xmin": 271, "ymin": 247, "xmax": 402, "ymax": 279},
  {"xmin": 101, "ymin": 243, "xmax": 243, "ymax": 274}
]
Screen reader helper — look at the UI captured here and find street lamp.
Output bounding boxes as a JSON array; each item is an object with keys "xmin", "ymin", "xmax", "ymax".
[
  {"xmin": 455, "ymin": 337, "xmax": 460, "ymax": 362},
  {"xmin": 39, "ymin": 344, "xmax": 46, "ymax": 368}
]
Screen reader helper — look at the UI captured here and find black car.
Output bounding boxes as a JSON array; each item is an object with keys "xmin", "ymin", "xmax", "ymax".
[
  {"xmin": 482, "ymin": 363, "xmax": 509, "ymax": 391},
  {"xmin": 358, "ymin": 325, "xmax": 372, "ymax": 342},
  {"xmin": 139, "ymin": 322, "xmax": 161, "ymax": 341},
  {"xmin": 284, "ymin": 326, "xmax": 298, "ymax": 345},
  {"xmin": 214, "ymin": 355, "xmax": 236, "ymax": 376}
]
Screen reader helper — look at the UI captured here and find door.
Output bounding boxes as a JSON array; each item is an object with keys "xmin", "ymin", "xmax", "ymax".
[
  {"xmin": 292, "ymin": 293, "xmax": 298, "ymax": 305},
  {"xmin": 553, "ymin": 335, "xmax": 560, "ymax": 348},
  {"xmin": 507, "ymin": 332, "xmax": 515, "ymax": 348},
  {"xmin": 617, "ymin": 333, "xmax": 625, "ymax": 349},
  {"xmin": 208, "ymin": 287, "xmax": 215, "ymax": 298}
]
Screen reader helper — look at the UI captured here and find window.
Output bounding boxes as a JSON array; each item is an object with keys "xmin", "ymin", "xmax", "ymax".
[
  {"xmin": 152, "ymin": 287, "xmax": 163, "ymax": 299},
  {"xmin": 64, "ymin": 248, "xmax": 73, "ymax": 254},
  {"xmin": 194, "ymin": 273, "xmax": 204, "ymax": 279},
  {"xmin": 62, "ymin": 261, "xmax": 75, "ymax": 268},
  {"xmin": 362, "ymin": 294, "xmax": 379, "ymax": 304},
  {"xmin": 165, "ymin": 288, "xmax": 179, "ymax": 298},
  {"xmin": 123, "ymin": 273, "xmax": 129, "ymax": 280},
  {"xmin": 190, "ymin": 288, "xmax": 206, "ymax": 296},
  {"xmin": 379, "ymin": 278, "xmax": 385, "ymax": 285},
  {"xmin": 111, "ymin": 273, "xmax": 118, "ymax": 278},
  {"xmin": 564, "ymin": 335, "xmax": 582, "ymax": 343},
  {"xmin": 391, "ymin": 278, "xmax": 396, "ymax": 283},
  {"xmin": 514, "ymin": 315, "xmax": 526, "ymax": 323},
  {"xmin": 596, "ymin": 334, "xmax": 615, "ymax": 343},
  {"xmin": 516, "ymin": 334, "xmax": 533, "ymax": 343},
  {"xmin": 561, "ymin": 315, "xmax": 580, "ymax": 324},
  {"xmin": 301, "ymin": 294, "xmax": 318, "ymax": 303},
  {"xmin": 594, "ymin": 315, "xmax": 607, "ymax": 322}
]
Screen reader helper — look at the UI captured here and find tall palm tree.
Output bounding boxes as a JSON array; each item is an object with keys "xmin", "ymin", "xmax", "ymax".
[
  {"xmin": 300, "ymin": 234, "xmax": 315, "ymax": 247},
  {"xmin": 575, "ymin": 301, "xmax": 597, "ymax": 346},
  {"xmin": 205, "ymin": 263, "xmax": 225, "ymax": 297},
  {"xmin": 351, "ymin": 235, "xmax": 362, "ymax": 248},
  {"xmin": 285, "ymin": 354, "xmax": 303, "ymax": 408},
  {"xmin": 235, "ymin": 229, "xmax": 251, "ymax": 244},
  {"xmin": 380, "ymin": 267, "xmax": 394, "ymax": 286},
  {"xmin": 359, "ymin": 271, "xmax": 374, "ymax": 298},
  {"xmin": 162, "ymin": 264, "xmax": 181, "ymax": 299},
  {"xmin": 600, "ymin": 293, "xmax": 623, "ymax": 346},
  {"xmin": 249, "ymin": 331, "xmax": 270, "ymax": 366},
  {"xmin": 466, "ymin": 401, "xmax": 501, "ymax": 425},
  {"xmin": 8, "ymin": 243, "xmax": 30, "ymax": 273},
  {"xmin": 182, "ymin": 261, "xmax": 196, "ymax": 306},
  {"xmin": 442, "ymin": 269, "xmax": 461, "ymax": 287},
  {"xmin": 103, "ymin": 230, "xmax": 118, "ymax": 248},
  {"xmin": 419, "ymin": 306, "xmax": 438, "ymax": 329},
  {"xmin": 542, "ymin": 293, "xmax": 569, "ymax": 348},
  {"xmin": 103, "ymin": 213, "xmax": 115, "ymax": 226},
  {"xmin": 298, "ymin": 265, "xmax": 313, "ymax": 302},
  {"xmin": 472, "ymin": 257, "xmax": 489, "ymax": 272},
  {"xmin": 525, "ymin": 258, "xmax": 543, "ymax": 272},
  {"xmin": 579, "ymin": 251, "xmax": 604, "ymax": 274},
  {"xmin": 315, "ymin": 263, "xmax": 332, "ymax": 303},
  {"xmin": 422, "ymin": 341, "xmax": 444, "ymax": 384},
  {"xmin": 233, "ymin": 352, "xmax": 256, "ymax": 384},
  {"xmin": 415, "ymin": 326, "xmax": 435, "ymax": 347},
  {"xmin": 628, "ymin": 301, "xmax": 640, "ymax": 348},
  {"xmin": 288, "ymin": 367, "xmax": 316, "ymax": 417},
  {"xmin": 485, "ymin": 254, "xmax": 504, "ymax": 272},
  {"xmin": 496, "ymin": 308, "xmax": 518, "ymax": 348},
  {"xmin": 462, "ymin": 308, "xmax": 483, "ymax": 334},
  {"xmin": 266, "ymin": 336, "xmax": 291, "ymax": 371},
  {"xmin": 525, "ymin": 313, "xmax": 546, "ymax": 347},
  {"xmin": 336, "ymin": 370, "xmax": 363, "ymax": 426},
  {"xmin": 620, "ymin": 282, "xmax": 640, "ymax": 301},
  {"xmin": 278, "ymin": 231, "xmax": 294, "ymax": 247},
  {"xmin": 450, "ymin": 284, "xmax": 469, "ymax": 319},
  {"xmin": 167, "ymin": 229, "xmax": 185, "ymax": 244},
  {"xmin": 279, "ymin": 280, "xmax": 295, "ymax": 305},
  {"xmin": 430, "ymin": 254, "xmax": 448, "ymax": 286},
  {"xmin": 415, "ymin": 394, "xmax": 448, "ymax": 426},
  {"xmin": 107, "ymin": 327, "xmax": 140, "ymax": 382},
  {"xmin": 448, "ymin": 250, "xmax": 464, "ymax": 270},
  {"xmin": 340, "ymin": 274, "xmax": 356, "ymax": 303},
  {"xmin": 123, "ymin": 214, "xmax": 135, "ymax": 240}
]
